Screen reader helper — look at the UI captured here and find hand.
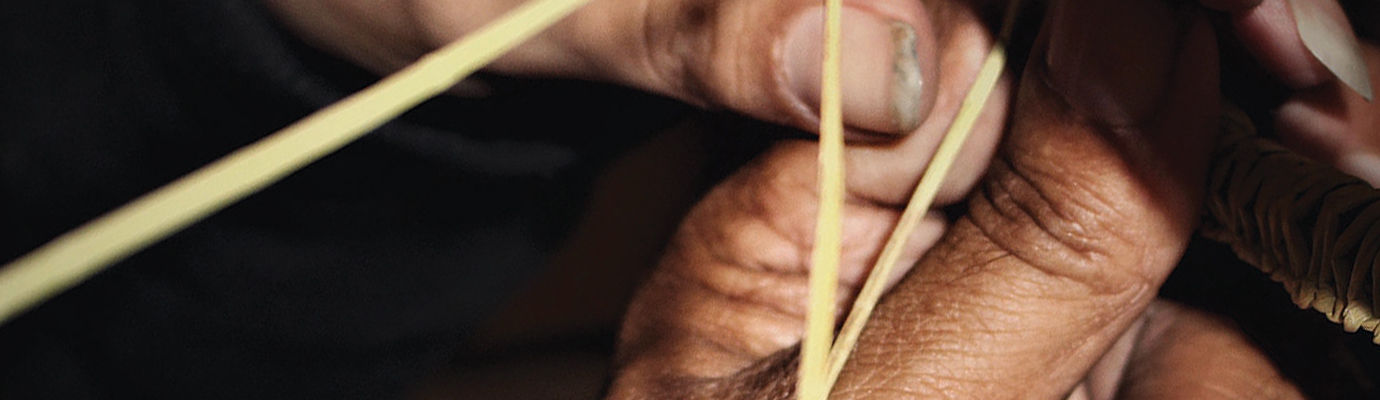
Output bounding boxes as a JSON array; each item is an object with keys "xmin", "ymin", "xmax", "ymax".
[
  {"xmin": 252, "ymin": 0, "xmax": 1377, "ymax": 397},
  {"xmin": 260, "ymin": 0, "xmax": 968, "ymax": 138},
  {"xmin": 255, "ymin": 0, "xmax": 1378, "ymax": 193},
  {"xmin": 605, "ymin": 0, "xmax": 1367, "ymax": 397},
  {"xmin": 1226, "ymin": 0, "xmax": 1380, "ymax": 185}
]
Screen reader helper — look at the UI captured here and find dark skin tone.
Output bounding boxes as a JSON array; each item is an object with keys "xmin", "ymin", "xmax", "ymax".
[
  {"xmin": 618, "ymin": 1, "xmax": 1376, "ymax": 398},
  {"xmin": 258, "ymin": 0, "xmax": 1380, "ymax": 397},
  {"xmin": 611, "ymin": 1, "xmax": 1244, "ymax": 397}
]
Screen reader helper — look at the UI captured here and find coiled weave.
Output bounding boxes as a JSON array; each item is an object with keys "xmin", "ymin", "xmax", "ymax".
[{"xmin": 1203, "ymin": 107, "xmax": 1380, "ymax": 343}]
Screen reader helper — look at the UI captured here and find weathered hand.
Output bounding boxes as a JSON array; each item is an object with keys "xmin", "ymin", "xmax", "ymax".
[
  {"xmin": 258, "ymin": 0, "xmax": 1376, "ymax": 187},
  {"xmin": 250, "ymin": 0, "xmax": 1375, "ymax": 395},
  {"xmin": 607, "ymin": 0, "xmax": 1314, "ymax": 398}
]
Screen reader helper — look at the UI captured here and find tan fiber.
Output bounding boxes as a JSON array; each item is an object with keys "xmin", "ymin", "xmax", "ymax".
[
  {"xmin": 1202, "ymin": 106, "xmax": 1380, "ymax": 343},
  {"xmin": 805, "ymin": 0, "xmax": 1025, "ymax": 396},
  {"xmin": 0, "ymin": 0, "xmax": 593, "ymax": 326},
  {"xmin": 798, "ymin": 0, "xmax": 847, "ymax": 397}
]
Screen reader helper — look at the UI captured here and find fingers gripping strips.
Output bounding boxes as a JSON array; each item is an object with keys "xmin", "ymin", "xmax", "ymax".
[{"xmin": 1203, "ymin": 106, "xmax": 1380, "ymax": 343}]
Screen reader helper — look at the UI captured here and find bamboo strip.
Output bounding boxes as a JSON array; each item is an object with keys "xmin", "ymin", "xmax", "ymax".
[
  {"xmin": 0, "ymin": 0, "xmax": 591, "ymax": 326},
  {"xmin": 818, "ymin": 0, "xmax": 1023, "ymax": 393},
  {"xmin": 798, "ymin": 0, "xmax": 846, "ymax": 397}
]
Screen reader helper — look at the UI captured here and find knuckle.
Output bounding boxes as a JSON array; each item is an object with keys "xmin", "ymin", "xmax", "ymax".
[
  {"xmin": 965, "ymin": 155, "xmax": 1157, "ymax": 297},
  {"xmin": 642, "ymin": 0, "xmax": 788, "ymax": 120},
  {"xmin": 641, "ymin": 0, "xmax": 723, "ymax": 106}
]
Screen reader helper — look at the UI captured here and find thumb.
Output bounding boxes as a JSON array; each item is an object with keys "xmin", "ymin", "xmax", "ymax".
[
  {"xmin": 472, "ymin": 0, "xmax": 943, "ymax": 136},
  {"xmin": 264, "ymin": 0, "xmax": 941, "ymax": 135},
  {"xmin": 832, "ymin": 0, "xmax": 1222, "ymax": 397}
]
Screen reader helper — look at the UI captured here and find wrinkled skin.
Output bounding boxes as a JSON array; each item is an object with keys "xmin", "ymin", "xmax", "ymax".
[
  {"xmin": 608, "ymin": 1, "xmax": 1373, "ymax": 399},
  {"xmin": 255, "ymin": 0, "xmax": 1380, "ymax": 397}
]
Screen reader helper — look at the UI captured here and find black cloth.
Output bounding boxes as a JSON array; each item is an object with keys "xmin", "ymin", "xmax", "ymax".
[{"xmin": 0, "ymin": 0, "xmax": 685, "ymax": 398}]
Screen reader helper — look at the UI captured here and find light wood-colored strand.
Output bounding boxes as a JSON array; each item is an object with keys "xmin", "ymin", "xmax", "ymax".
[
  {"xmin": 0, "ymin": 0, "xmax": 591, "ymax": 326},
  {"xmin": 819, "ymin": 0, "xmax": 1023, "ymax": 392},
  {"xmin": 799, "ymin": 0, "xmax": 846, "ymax": 398}
]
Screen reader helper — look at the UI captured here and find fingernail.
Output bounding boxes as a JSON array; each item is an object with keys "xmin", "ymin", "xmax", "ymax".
[
  {"xmin": 1044, "ymin": 0, "xmax": 1187, "ymax": 126},
  {"xmin": 1288, "ymin": 0, "xmax": 1374, "ymax": 102},
  {"xmin": 782, "ymin": 7, "xmax": 928, "ymax": 134}
]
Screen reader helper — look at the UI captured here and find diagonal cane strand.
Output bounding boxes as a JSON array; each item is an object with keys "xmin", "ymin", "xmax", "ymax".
[
  {"xmin": 0, "ymin": 0, "xmax": 593, "ymax": 326},
  {"xmin": 819, "ymin": 0, "xmax": 1024, "ymax": 393}
]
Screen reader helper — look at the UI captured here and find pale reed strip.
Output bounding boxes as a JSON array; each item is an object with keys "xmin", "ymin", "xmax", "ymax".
[
  {"xmin": 0, "ymin": 0, "xmax": 592, "ymax": 326},
  {"xmin": 820, "ymin": 0, "xmax": 1023, "ymax": 392},
  {"xmin": 798, "ymin": 0, "xmax": 846, "ymax": 398}
]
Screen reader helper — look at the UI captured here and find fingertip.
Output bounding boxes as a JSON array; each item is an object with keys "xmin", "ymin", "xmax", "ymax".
[
  {"xmin": 1274, "ymin": 48, "xmax": 1380, "ymax": 188},
  {"xmin": 1275, "ymin": 87, "xmax": 1355, "ymax": 162},
  {"xmin": 1287, "ymin": 0, "xmax": 1373, "ymax": 100},
  {"xmin": 1235, "ymin": 0, "xmax": 1373, "ymax": 99},
  {"xmin": 1234, "ymin": 0, "xmax": 1332, "ymax": 88},
  {"xmin": 1336, "ymin": 152, "xmax": 1380, "ymax": 188},
  {"xmin": 1276, "ymin": 41, "xmax": 1380, "ymax": 148}
]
